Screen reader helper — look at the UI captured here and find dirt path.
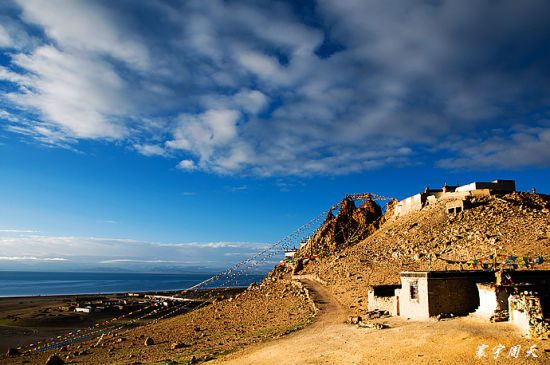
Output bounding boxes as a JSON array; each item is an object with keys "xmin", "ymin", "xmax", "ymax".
[
  {"xmin": 212, "ymin": 279, "xmax": 550, "ymax": 364},
  {"xmin": 210, "ymin": 279, "xmax": 349, "ymax": 364}
]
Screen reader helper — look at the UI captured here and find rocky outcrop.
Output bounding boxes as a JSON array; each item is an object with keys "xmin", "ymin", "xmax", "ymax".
[{"xmin": 300, "ymin": 197, "xmax": 382, "ymax": 257}]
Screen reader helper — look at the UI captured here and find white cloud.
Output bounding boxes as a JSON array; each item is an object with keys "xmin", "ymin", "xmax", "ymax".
[
  {"xmin": 234, "ymin": 89, "xmax": 268, "ymax": 114},
  {"xmin": 134, "ymin": 144, "xmax": 168, "ymax": 157},
  {"xmin": 0, "ymin": 256, "xmax": 66, "ymax": 261},
  {"xmin": 0, "ymin": 16, "xmax": 37, "ymax": 50},
  {"xmin": 226, "ymin": 185, "xmax": 248, "ymax": 192},
  {"xmin": 5, "ymin": 45, "xmax": 128, "ymax": 139},
  {"xmin": 0, "ymin": 234, "xmax": 271, "ymax": 269},
  {"xmin": 100, "ymin": 220, "xmax": 117, "ymax": 224},
  {"xmin": 168, "ymin": 109, "xmax": 245, "ymax": 170},
  {"xmin": 0, "ymin": 24, "xmax": 12, "ymax": 47},
  {"xmin": 15, "ymin": 0, "xmax": 149, "ymax": 70},
  {"xmin": 237, "ymin": 52, "xmax": 279, "ymax": 77},
  {"xmin": 0, "ymin": 229, "xmax": 40, "ymax": 233},
  {"xmin": 438, "ymin": 127, "xmax": 550, "ymax": 168},
  {"xmin": 2, "ymin": 0, "xmax": 550, "ymax": 174},
  {"xmin": 176, "ymin": 159, "xmax": 197, "ymax": 171},
  {"xmin": 200, "ymin": 89, "xmax": 268, "ymax": 114},
  {"xmin": 99, "ymin": 259, "xmax": 179, "ymax": 264}
]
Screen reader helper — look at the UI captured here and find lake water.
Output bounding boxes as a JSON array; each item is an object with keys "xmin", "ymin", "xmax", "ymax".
[{"xmin": 0, "ymin": 271, "xmax": 266, "ymax": 297}]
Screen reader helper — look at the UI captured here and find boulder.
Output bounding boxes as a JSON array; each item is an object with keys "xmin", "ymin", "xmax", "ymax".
[
  {"xmin": 7, "ymin": 348, "xmax": 20, "ymax": 356},
  {"xmin": 171, "ymin": 342, "xmax": 188, "ymax": 350},
  {"xmin": 45, "ymin": 354, "xmax": 65, "ymax": 365}
]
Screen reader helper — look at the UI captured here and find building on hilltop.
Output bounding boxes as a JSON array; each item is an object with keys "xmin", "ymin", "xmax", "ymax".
[
  {"xmin": 455, "ymin": 179, "xmax": 516, "ymax": 193},
  {"xmin": 393, "ymin": 179, "xmax": 516, "ymax": 217}
]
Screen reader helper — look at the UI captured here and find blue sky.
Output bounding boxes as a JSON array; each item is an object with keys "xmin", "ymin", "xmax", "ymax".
[{"xmin": 1, "ymin": 0, "xmax": 550, "ymax": 272}]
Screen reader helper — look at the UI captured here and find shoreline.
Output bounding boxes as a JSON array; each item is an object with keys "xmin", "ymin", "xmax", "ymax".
[
  {"xmin": 0, "ymin": 270, "xmax": 266, "ymax": 298},
  {"xmin": 0, "ymin": 286, "xmax": 247, "ymax": 352},
  {"xmin": 0, "ymin": 281, "xmax": 259, "ymax": 299},
  {"xmin": 0, "ymin": 289, "xmax": 186, "ymax": 300}
]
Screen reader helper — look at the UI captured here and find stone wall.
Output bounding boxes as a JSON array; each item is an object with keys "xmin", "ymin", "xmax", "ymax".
[
  {"xmin": 367, "ymin": 285, "xmax": 400, "ymax": 315},
  {"xmin": 394, "ymin": 193, "xmax": 425, "ymax": 217},
  {"xmin": 393, "ymin": 189, "xmax": 494, "ymax": 217},
  {"xmin": 509, "ymin": 294, "xmax": 550, "ymax": 339},
  {"xmin": 455, "ymin": 180, "xmax": 515, "ymax": 193},
  {"xmin": 428, "ymin": 277, "xmax": 481, "ymax": 316},
  {"xmin": 393, "ymin": 178, "xmax": 515, "ymax": 218},
  {"xmin": 397, "ymin": 271, "xmax": 494, "ymax": 320}
]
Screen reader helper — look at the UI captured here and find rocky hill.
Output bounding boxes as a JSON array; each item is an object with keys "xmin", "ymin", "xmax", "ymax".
[
  {"xmin": 299, "ymin": 197, "xmax": 383, "ymax": 257},
  {"xmin": 295, "ymin": 192, "xmax": 550, "ymax": 315}
]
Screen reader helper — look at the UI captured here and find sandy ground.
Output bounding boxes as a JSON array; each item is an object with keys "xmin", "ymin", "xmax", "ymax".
[{"xmin": 213, "ymin": 279, "xmax": 550, "ymax": 365}]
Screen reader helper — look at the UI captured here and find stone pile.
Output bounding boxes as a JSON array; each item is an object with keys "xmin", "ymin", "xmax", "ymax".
[{"xmin": 510, "ymin": 294, "xmax": 550, "ymax": 339}]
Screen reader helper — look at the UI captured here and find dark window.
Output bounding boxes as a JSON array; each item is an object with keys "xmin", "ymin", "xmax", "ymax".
[
  {"xmin": 410, "ymin": 281, "xmax": 418, "ymax": 300},
  {"xmin": 456, "ymin": 207, "xmax": 462, "ymax": 213}
]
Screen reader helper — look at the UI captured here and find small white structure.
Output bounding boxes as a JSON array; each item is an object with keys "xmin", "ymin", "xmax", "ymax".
[
  {"xmin": 473, "ymin": 283, "xmax": 509, "ymax": 319},
  {"xmin": 285, "ymin": 250, "xmax": 297, "ymax": 259},
  {"xmin": 75, "ymin": 307, "xmax": 91, "ymax": 313},
  {"xmin": 455, "ymin": 180, "xmax": 515, "ymax": 193}
]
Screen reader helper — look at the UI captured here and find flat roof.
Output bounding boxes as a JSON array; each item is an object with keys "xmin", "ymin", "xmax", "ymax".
[{"xmin": 401, "ymin": 271, "xmax": 495, "ymax": 279}]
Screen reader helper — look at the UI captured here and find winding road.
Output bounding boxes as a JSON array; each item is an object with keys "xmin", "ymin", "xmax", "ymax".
[{"xmin": 211, "ymin": 278, "xmax": 353, "ymax": 364}]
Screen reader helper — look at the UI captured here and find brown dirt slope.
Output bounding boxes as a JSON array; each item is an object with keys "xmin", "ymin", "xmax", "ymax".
[
  {"xmin": 299, "ymin": 192, "xmax": 550, "ymax": 315},
  {"xmin": 2, "ymin": 280, "xmax": 314, "ymax": 364}
]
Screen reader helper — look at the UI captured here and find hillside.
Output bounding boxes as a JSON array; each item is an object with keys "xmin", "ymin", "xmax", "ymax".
[
  {"xmin": 4, "ymin": 191, "xmax": 550, "ymax": 364},
  {"xmin": 297, "ymin": 192, "xmax": 550, "ymax": 315}
]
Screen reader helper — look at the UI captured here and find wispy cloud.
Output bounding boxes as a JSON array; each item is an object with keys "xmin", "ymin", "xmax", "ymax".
[
  {"xmin": 437, "ymin": 126, "xmax": 550, "ymax": 169},
  {"xmin": 99, "ymin": 259, "xmax": 179, "ymax": 264},
  {"xmin": 133, "ymin": 144, "xmax": 169, "ymax": 157},
  {"xmin": 226, "ymin": 185, "xmax": 248, "ymax": 192},
  {"xmin": 99, "ymin": 220, "xmax": 117, "ymax": 224},
  {"xmin": 0, "ymin": 256, "xmax": 66, "ymax": 261},
  {"xmin": 0, "ymin": 234, "xmax": 271, "ymax": 270},
  {"xmin": 1, "ymin": 0, "xmax": 550, "ymax": 174},
  {"xmin": 0, "ymin": 229, "xmax": 40, "ymax": 233}
]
